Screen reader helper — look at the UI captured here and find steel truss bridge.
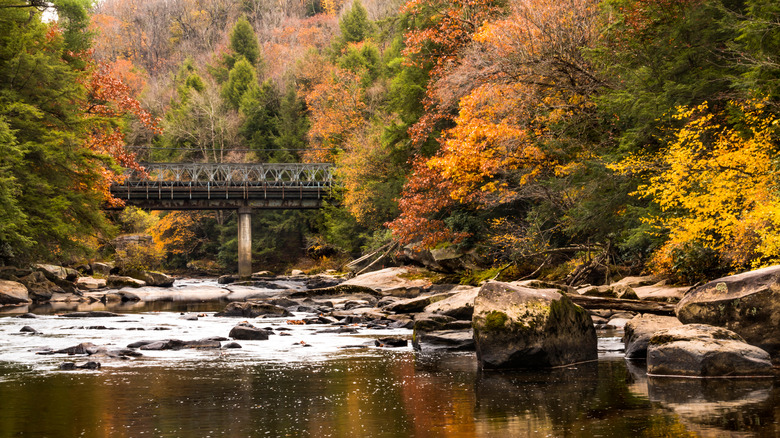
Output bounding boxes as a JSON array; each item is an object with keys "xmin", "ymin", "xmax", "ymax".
[
  {"xmin": 109, "ymin": 163, "xmax": 333, "ymax": 210},
  {"xmin": 109, "ymin": 162, "xmax": 333, "ymax": 278}
]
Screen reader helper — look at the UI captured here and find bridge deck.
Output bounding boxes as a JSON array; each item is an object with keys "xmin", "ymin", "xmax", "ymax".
[{"xmin": 109, "ymin": 163, "xmax": 332, "ymax": 210}]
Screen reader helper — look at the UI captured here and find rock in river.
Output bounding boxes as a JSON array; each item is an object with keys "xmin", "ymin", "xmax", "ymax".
[
  {"xmin": 229, "ymin": 323, "xmax": 271, "ymax": 340},
  {"xmin": 676, "ymin": 265, "xmax": 780, "ymax": 362},
  {"xmin": 423, "ymin": 286, "xmax": 479, "ymax": 320},
  {"xmin": 215, "ymin": 301, "xmax": 292, "ymax": 318},
  {"xmin": 107, "ymin": 275, "xmax": 146, "ymax": 288},
  {"xmin": 623, "ymin": 314, "xmax": 682, "ymax": 360},
  {"xmin": 647, "ymin": 324, "xmax": 774, "ymax": 377},
  {"xmin": 472, "ymin": 281, "xmax": 597, "ymax": 369}
]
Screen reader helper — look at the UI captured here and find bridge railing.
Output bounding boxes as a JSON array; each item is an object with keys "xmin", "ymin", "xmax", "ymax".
[{"xmin": 117, "ymin": 163, "xmax": 333, "ymax": 188}]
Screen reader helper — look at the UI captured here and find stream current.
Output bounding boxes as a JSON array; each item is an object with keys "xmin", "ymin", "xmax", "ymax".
[{"xmin": 0, "ymin": 278, "xmax": 778, "ymax": 437}]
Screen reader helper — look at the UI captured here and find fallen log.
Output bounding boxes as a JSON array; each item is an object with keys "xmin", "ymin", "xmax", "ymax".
[{"xmin": 566, "ymin": 294, "xmax": 676, "ymax": 316}]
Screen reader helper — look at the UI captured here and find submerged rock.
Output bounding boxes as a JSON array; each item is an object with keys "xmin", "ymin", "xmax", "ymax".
[
  {"xmin": 413, "ymin": 330, "xmax": 475, "ymax": 352},
  {"xmin": 623, "ymin": 314, "xmax": 683, "ymax": 360},
  {"xmin": 647, "ymin": 324, "xmax": 774, "ymax": 377},
  {"xmin": 411, "ymin": 313, "xmax": 474, "ymax": 352},
  {"xmin": 676, "ymin": 265, "xmax": 780, "ymax": 362},
  {"xmin": 56, "ymin": 342, "xmax": 98, "ymax": 355},
  {"xmin": 60, "ymin": 311, "xmax": 119, "ymax": 318},
  {"xmin": 472, "ymin": 281, "xmax": 597, "ymax": 369},
  {"xmin": 375, "ymin": 337, "xmax": 408, "ymax": 348},
  {"xmin": 59, "ymin": 361, "xmax": 100, "ymax": 370},
  {"xmin": 138, "ymin": 339, "xmax": 221, "ymax": 350}
]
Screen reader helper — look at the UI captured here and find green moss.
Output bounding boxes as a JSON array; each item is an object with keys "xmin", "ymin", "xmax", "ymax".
[
  {"xmin": 399, "ymin": 269, "xmax": 446, "ymax": 283},
  {"xmin": 483, "ymin": 311, "xmax": 509, "ymax": 331},
  {"xmin": 459, "ymin": 268, "xmax": 500, "ymax": 286},
  {"xmin": 649, "ymin": 334, "xmax": 677, "ymax": 345}
]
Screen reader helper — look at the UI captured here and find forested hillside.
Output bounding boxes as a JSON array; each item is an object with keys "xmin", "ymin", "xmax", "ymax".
[{"xmin": 1, "ymin": 0, "xmax": 779, "ymax": 283}]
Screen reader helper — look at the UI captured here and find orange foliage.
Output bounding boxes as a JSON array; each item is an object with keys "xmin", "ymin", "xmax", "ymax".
[
  {"xmin": 150, "ymin": 211, "xmax": 215, "ymax": 256},
  {"xmin": 387, "ymin": 158, "xmax": 467, "ymax": 246},
  {"xmin": 80, "ymin": 59, "xmax": 161, "ymax": 206},
  {"xmin": 263, "ymin": 15, "xmax": 338, "ymax": 81},
  {"xmin": 391, "ymin": 0, "xmax": 602, "ymax": 246},
  {"xmin": 303, "ymin": 65, "xmax": 366, "ymax": 162},
  {"xmin": 401, "ymin": 0, "xmax": 507, "ymax": 147}
]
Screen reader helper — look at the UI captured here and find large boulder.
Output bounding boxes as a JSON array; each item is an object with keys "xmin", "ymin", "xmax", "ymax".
[
  {"xmin": 75, "ymin": 277, "xmax": 107, "ymax": 290},
  {"xmin": 676, "ymin": 265, "xmax": 780, "ymax": 361},
  {"xmin": 34, "ymin": 264, "xmax": 79, "ymax": 281},
  {"xmin": 90, "ymin": 262, "xmax": 113, "ymax": 277},
  {"xmin": 18, "ymin": 271, "xmax": 65, "ymax": 301},
  {"xmin": 623, "ymin": 314, "xmax": 683, "ymax": 359},
  {"xmin": 0, "ymin": 280, "xmax": 30, "ymax": 305},
  {"xmin": 125, "ymin": 269, "xmax": 175, "ymax": 287},
  {"xmin": 647, "ymin": 324, "xmax": 774, "ymax": 377},
  {"xmin": 472, "ymin": 281, "xmax": 597, "ymax": 369},
  {"xmin": 340, "ymin": 267, "xmax": 432, "ymax": 293},
  {"xmin": 0, "ymin": 266, "xmax": 33, "ymax": 281},
  {"xmin": 399, "ymin": 244, "xmax": 481, "ymax": 272},
  {"xmin": 107, "ymin": 275, "xmax": 146, "ymax": 288},
  {"xmin": 139, "ymin": 271, "xmax": 174, "ymax": 287},
  {"xmin": 423, "ymin": 286, "xmax": 479, "ymax": 320},
  {"xmin": 215, "ymin": 301, "xmax": 292, "ymax": 318}
]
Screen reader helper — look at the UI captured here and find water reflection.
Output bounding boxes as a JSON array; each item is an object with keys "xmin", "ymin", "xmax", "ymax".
[
  {"xmin": 647, "ymin": 377, "xmax": 777, "ymax": 436},
  {"xmin": 0, "ymin": 354, "xmax": 779, "ymax": 436}
]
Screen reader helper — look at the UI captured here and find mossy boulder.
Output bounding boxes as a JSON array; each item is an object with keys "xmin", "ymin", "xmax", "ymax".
[
  {"xmin": 647, "ymin": 324, "xmax": 773, "ymax": 377},
  {"xmin": 472, "ymin": 281, "xmax": 597, "ymax": 369},
  {"xmin": 676, "ymin": 265, "xmax": 780, "ymax": 362}
]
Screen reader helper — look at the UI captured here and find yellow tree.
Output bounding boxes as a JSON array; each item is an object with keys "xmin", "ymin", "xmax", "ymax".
[{"xmin": 613, "ymin": 99, "xmax": 780, "ymax": 276}]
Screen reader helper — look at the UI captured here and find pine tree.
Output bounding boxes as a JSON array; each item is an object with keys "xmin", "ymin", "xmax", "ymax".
[{"xmin": 229, "ymin": 16, "xmax": 262, "ymax": 68}]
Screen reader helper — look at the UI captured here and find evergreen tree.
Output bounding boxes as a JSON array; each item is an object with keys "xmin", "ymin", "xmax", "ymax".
[
  {"xmin": 229, "ymin": 16, "xmax": 262, "ymax": 69},
  {"xmin": 335, "ymin": 0, "xmax": 372, "ymax": 51},
  {"xmin": 273, "ymin": 82, "xmax": 309, "ymax": 161},
  {"xmin": 222, "ymin": 57, "xmax": 258, "ymax": 109},
  {"xmin": 0, "ymin": 0, "xmax": 116, "ymax": 263},
  {"xmin": 240, "ymin": 80, "xmax": 281, "ymax": 161}
]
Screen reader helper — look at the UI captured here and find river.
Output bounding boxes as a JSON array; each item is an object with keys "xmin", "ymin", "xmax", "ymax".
[{"xmin": 0, "ymin": 279, "xmax": 777, "ymax": 437}]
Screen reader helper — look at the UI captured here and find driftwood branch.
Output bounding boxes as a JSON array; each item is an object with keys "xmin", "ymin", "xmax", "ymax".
[{"xmin": 566, "ymin": 294, "xmax": 677, "ymax": 316}]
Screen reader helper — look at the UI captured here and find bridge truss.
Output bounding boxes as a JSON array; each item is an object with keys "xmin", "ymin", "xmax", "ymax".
[{"xmin": 109, "ymin": 163, "xmax": 333, "ymax": 210}]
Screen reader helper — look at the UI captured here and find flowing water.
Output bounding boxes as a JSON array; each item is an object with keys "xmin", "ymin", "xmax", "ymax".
[{"xmin": 0, "ymin": 280, "xmax": 778, "ymax": 437}]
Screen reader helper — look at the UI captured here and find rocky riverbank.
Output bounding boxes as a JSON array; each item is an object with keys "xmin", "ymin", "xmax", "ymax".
[{"xmin": 3, "ymin": 263, "xmax": 780, "ymax": 377}]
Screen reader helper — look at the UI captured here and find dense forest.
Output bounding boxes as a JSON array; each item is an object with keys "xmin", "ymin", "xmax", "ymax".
[{"xmin": 1, "ymin": 0, "xmax": 779, "ymax": 284}]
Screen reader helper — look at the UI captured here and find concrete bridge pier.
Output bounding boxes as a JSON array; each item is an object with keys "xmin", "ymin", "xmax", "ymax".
[{"xmin": 238, "ymin": 206, "xmax": 252, "ymax": 279}]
